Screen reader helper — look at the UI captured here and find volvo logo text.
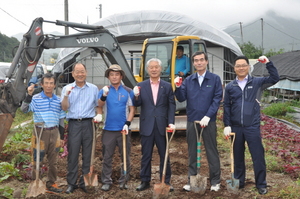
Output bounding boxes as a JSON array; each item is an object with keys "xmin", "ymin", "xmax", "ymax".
[{"xmin": 76, "ymin": 37, "xmax": 99, "ymax": 44}]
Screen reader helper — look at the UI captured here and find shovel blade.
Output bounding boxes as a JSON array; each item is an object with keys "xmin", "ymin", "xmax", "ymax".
[
  {"xmin": 226, "ymin": 174, "xmax": 239, "ymax": 194},
  {"xmin": 153, "ymin": 182, "xmax": 170, "ymax": 199},
  {"xmin": 26, "ymin": 179, "xmax": 46, "ymax": 198},
  {"xmin": 190, "ymin": 175, "xmax": 207, "ymax": 194},
  {"xmin": 84, "ymin": 173, "xmax": 99, "ymax": 187},
  {"xmin": 84, "ymin": 165, "xmax": 99, "ymax": 187}
]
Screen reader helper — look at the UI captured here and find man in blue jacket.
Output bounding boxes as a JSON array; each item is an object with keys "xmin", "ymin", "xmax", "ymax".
[
  {"xmin": 174, "ymin": 51, "xmax": 223, "ymax": 192},
  {"xmin": 223, "ymin": 55, "xmax": 279, "ymax": 195}
]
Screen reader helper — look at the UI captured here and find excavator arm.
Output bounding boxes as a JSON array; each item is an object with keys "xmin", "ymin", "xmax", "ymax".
[{"xmin": 0, "ymin": 17, "xmax": 136, "ymax": 152}]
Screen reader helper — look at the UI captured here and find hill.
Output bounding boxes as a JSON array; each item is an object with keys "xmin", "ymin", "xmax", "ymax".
[
  {"xmin": 0, "ymin": 33, "xmax": 19, "ymax": 62},
  {"xmin": 224, "ymin": 11, "xmax": 300, "ymax": 53}
]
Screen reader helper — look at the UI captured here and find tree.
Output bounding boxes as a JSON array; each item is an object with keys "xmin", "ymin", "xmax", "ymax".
[
  {"xmin": 264, "ymin": 48, "xmax": 285, "ymax": 57},
  {"xmin": 239, "ymin": 41, "xmax": 285, "ymax": 58},
  {"xmin": 0, "ymin": 33, "xmax": 20, "ymax": 62},
  {"xmin": 238, "ymin": 41, "xmax": 262, "ymax": 58}
]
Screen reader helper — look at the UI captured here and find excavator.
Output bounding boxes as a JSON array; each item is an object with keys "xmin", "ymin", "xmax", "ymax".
[
  {"xmin": 0, "ymin": 17, "xmax": 210, "ymax": 151},
  {"xmin": 0, "ymin": 17, "xmax": 137, "ymax": 152}
]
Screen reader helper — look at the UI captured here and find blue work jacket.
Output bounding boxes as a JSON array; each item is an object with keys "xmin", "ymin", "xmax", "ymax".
[
  {"xmin": 223, "ymin": 61, "xmax": 279, "ymax": 127},
  {"xmin": 175, "ymin": 71, "xmax": 223, "ymax": 122}
]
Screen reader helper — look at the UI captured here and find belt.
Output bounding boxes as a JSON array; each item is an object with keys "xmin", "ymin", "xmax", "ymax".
[
  {"xmin": 35, "ymin": 126, "xmax": 58, "ymax": 130},
  {"xmin": 69, "ymin": 118, "xmax": 93, "ymax": 122}
]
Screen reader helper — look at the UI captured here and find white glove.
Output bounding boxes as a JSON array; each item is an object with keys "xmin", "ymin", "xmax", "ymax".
[
  {"xmin": 133, "ymin": 86, "xmax": 140, "ymax": 97},
  {"xmin": 224, "ymin": 126, "xmax": 232, "ymax": 137},
  {"xmin": 102, "ymin": 86, "xmax": 109, "ymax": 97},
  {"xmin": 65, "ymin": 86, "xmax": 73, "ymax": 96},
  {"xmin": 122, "ymin": 124, "xmax": 129, "ymax": 135},
  {"xmin": 168, "ymin": 124, "xmax": 176, "ymax": 132},
  {"xmin": 199, "ymin": 116, "xmax": 210, "ymax": 127},
  {"xmin": 174, "ymin": 76, "xmax": 182, "ymax": 88},
  {"xmin": 258, "ymin": 56, "xmax": 269, "ymax": 64},
  {"xmin": 93, "ymin": 114, "xmax": 102, "ymax": 123}
]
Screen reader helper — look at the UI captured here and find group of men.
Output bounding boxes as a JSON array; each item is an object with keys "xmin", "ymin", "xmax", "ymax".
[{"xmin": 22, "ymin": 50, "xmax": 279, "ymax": 195}]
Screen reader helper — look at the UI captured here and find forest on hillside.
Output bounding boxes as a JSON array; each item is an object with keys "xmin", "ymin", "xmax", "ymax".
[{"xmin": 0, "ymin": 33, "xmax": 20, "ymax": 62}]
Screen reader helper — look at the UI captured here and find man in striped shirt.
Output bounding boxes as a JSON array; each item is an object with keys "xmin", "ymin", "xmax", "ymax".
[
  {"xmin": 61, "ymin": 63, "xmax": 99, "ymax": 194},
  {"xmin": 21, "ymin": 73, "xmax": 65, "ymax": 194}
]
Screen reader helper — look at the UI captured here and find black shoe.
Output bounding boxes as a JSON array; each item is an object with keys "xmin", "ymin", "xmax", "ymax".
[
  {"xmin": 166, "ymin": 183, "xmax": 174, "ymax": 192},
  {"xmin": 65, "ymin": 185, "xmax": 77, "ymax": 194},
  {"xmin": 136, "ymin": 181, "xmax": 150, "ymax": 191},
  {"xmin": 258, "ymin": 187, "xmax": 268, "ymax": 195},
  {"xmin": 80, "ymin": 186, "xmax": 88, "ymax": 193},
  {"xmin": 101, "ymin": 184, "xmax": 111, "ymax": 191}
]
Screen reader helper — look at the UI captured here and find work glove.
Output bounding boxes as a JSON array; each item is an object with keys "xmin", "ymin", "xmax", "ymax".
[
  {"xmin": 258, "ymin": 55, "xmax": 269, "ymax": 64},
  {"xmin": 174, "ymin": 76, "xmax": 182, "ymax": 88},
  {"xmin": 223, "ymin": 126, "xmax": 232, "ymax": 139},
  {"xmin": 93, "ymin": 114, "xmax": 102, "ymax": 123},
  {"xmin": 168, "ymin": 124, "xmax": 176, "ymax": 132},
  {"xmin": 122, "ymin": 124, "xmax": 129, "ymax": 135},
  {"xmin": 102, "ymin": 86, "xmax": 110, "ymax": 96},
  {"xmin": 199, "ymin": 116, "xmax": 210, "ymax": 127},
  {"xmin": 133, "ymin": 86, "xmax": 140, "ymax": 97},
  {"xmin": 65, "ymin": 86, "xmax": 73, "ymax": 96}
]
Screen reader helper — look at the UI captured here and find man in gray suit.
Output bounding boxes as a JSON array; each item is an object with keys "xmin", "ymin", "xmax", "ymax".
[{"xmin": 133, "ymin": 58, "xmax": 176, "ymax": 191}]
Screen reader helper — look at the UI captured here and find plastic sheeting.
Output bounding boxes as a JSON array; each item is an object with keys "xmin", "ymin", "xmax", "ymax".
[
  {"xmin": 268, "ymin": 79, "xmax": 300, "ymax": 91},
  {"xmin": 93, "ymin": 10, "xmax": 242, "ymax": 55},
  {"xmin": 55, "ymin": 10, "xmax": 242, "ymax": 72}
]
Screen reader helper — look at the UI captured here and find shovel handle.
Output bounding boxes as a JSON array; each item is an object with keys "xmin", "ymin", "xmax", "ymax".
[
  {"xmin": 194, "ymin": 122, "xmax": 204, "ymax": 170},
  {"xmin": 122, "ymin": 131, "xmax": 127, "ymax": 174},
  {"xmin": 229, "ymin": 132, "xmax": 236, "ymax": 173},
  {"xmin": 33, "ymin": 122, "xmax": 44, "ymax": 180},
  {"xmin": 161, "ymin": 128, "xmax": 175, "ymax": 180}
]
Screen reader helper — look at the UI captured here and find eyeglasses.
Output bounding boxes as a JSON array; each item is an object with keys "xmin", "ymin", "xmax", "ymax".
[{"xmin": 234, "ymin": 64, "xmax": 249, "ymax": 68}]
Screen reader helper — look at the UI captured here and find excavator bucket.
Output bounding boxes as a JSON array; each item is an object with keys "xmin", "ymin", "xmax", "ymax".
[{"xmin": 0, "ymin": 113, "xmax": 13, "ymax": 152}]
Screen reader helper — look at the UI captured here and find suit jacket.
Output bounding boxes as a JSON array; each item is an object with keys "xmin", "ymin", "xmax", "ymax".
[{"xmin": 134, "ymin": 79, "xmax": 175, "ymax": 136}]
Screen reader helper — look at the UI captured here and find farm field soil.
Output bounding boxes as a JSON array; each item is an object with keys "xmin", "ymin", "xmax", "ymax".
[{"xmin": 1, "ymin": 130, "xmax": 295, "ymax": 199}]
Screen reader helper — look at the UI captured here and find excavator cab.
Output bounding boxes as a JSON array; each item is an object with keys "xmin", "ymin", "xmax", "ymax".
[{"xmin": 138, "ymin": 36, "xmax": 207, "ymax": 90}]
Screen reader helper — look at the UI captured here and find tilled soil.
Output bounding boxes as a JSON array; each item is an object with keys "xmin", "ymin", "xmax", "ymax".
[{"xmin": 3, "ymin": 130, "xmax": 295, "ymax": 199}]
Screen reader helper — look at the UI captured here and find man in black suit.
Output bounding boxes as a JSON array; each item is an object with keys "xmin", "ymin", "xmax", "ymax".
[{"xmin": 133, "ymin": 58, "xmax": 176, "ymax": 191}]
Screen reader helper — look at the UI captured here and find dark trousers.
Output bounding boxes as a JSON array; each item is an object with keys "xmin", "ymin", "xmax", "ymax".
[
  {"xmin": 67, "ymin": 119, "xmax": 93, "ymax": 186},
  {"xmin": 140, "ymin": 122, "xmax": 171, "ymax": 183},
  {"xmin": 186, "ymin": 121, "xmax": 221, "ymax": 185},
  {"xmin": 101, "ymin": 130, "xmax": 131, "ymax": 185},
  {"xmin": 32, "ymin": 127, "xmax": 60, "ymax": 188},
  {"xmin": 232, "ymin": 125, "xmax": 267, "ymax": 188}
]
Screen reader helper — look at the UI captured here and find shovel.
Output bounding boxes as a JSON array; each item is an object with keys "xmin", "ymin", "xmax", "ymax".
[
  {"xmin": 26, "ymin": 122, "xmax": 46, "ymax": 198},
  {"xmin": 120, "ymin": 129, "xmax": 127, "ymax": 189},
  {"xmin": 84, "ymin": 121, "xmax": 99, "ymax": 186},
  {"xmin": 190, "ymin": 121, "xmax": 207, "ymax": 194},
  {"xmin": 226, "ymin": 132, "xmax": 239, "ymax": 194},
  {"xmin": 153, "ymin": 127, "xmax": 175, "ymax": 199}
]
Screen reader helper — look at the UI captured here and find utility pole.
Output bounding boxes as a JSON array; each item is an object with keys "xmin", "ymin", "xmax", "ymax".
[
  {"xmin": 261, "ymin": 18, "xmax": 264, "ymax": 54},
  {"xmin": 239, "ymin": 22, "xmax": 244, "ymax": 44},
  {"xmin": 97, "ymin": 4, "xmax": 102, "ymax": 18},
  {"xmin": 64, "ymin": 0, "xmax": 69, "ymax": 35}
]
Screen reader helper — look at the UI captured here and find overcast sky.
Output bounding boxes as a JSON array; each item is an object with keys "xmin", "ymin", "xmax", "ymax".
[{"xmin": 1, "ymin": 0, "xmax": 300, "ymax": 37}]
